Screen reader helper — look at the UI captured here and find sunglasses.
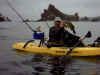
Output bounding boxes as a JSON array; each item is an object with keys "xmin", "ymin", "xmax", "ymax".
[{"xmin": 55, "ymin": 21, "xmax": 61, "ymax": 23}]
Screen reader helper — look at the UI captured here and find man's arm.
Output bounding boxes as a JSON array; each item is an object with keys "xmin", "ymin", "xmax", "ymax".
[{"xmin": 49, "ymin": 27, "xmax": 55, "ymax": 41}]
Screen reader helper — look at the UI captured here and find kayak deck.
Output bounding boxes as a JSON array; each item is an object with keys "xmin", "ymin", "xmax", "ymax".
[{"xmin": 13, "ymin": 42, "xmax": 100, "ymax": 56}]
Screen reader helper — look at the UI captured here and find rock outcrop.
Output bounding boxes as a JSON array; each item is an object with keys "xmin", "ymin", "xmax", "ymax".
[
  {"xmin": 0, "ymin": 13, "xmax": 11, "ymax": 22},
  {"xmin": 91, "ymin": 16, "xmax": 100, "ymax": 22},
  {"xmin": 38, "ymin": 4, "xmax": 79, "ymax": 21}
]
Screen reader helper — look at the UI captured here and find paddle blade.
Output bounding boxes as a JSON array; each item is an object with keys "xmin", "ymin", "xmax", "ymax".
[
  {"xmin": 94, "ymin": 37, "xmax": 100, "ymax": 42},
  {"xmin": 85, "ymin": 31, "xmax": 92, "ymax": 38}
]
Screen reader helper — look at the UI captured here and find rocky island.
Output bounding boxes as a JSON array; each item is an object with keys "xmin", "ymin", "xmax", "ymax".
[
  {"xmin": 0, "ymin": 13, "xmax": 11, "ymax": 22},
  {"xmin": 38, "ymin": 4, "xmax": 79, "ymax": 21}
]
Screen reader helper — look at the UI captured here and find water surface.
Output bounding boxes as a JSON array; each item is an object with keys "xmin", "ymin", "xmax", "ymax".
[{"xmin": 0, "ymin": 21, "xmax": 100, "ymax": 75}]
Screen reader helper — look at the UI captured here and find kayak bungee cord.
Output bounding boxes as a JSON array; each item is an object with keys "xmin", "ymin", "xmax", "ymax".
[{"xmin": 6, "ymin": 0, "xmax": 35, "ymax": 32}]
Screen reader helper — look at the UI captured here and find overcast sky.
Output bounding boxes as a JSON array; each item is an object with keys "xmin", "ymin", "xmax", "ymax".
[{"xmin": 0, "ymin": 0, "xmax": 100, "ymax": 20}]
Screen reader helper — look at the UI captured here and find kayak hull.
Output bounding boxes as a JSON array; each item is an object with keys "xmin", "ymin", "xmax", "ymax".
[{"xmin": 13, "ymin": 42, "xmax": 100, "ymax": 56}]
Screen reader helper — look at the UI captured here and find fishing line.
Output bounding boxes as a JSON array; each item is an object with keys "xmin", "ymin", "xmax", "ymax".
[{"xmin": 6, "ymin": 0, "xmax": 35, "ymax": 32}]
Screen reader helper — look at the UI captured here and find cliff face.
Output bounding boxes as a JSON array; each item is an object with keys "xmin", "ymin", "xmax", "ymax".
[{"xmin": 39, "ymin": 4, "xmax": 79, "ymax": 21}]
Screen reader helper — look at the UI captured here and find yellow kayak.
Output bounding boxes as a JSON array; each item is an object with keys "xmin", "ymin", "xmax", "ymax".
[{"xmin": 13, "ymin": 42, "xmax": 100, "ymax": 56}]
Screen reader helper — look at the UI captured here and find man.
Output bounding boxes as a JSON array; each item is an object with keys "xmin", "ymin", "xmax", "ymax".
[{"xmin": 47, "ymin": 17, "xmax": 84, "ymax": 47}]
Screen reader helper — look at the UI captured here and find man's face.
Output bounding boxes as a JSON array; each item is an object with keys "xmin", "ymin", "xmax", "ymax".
[
  {"xmin": 55, "ymin": 21, "xmax": 61, "ymax": 26},
  {"xmin": 55, "ymin": 21, "xmax": 65, "ymax": 28}
]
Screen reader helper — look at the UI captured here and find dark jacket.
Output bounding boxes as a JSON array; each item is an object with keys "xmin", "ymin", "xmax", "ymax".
[
  {"xmin": 49, "ymin": 26, "xmax": 66, "ymax": 42},
  {"xmin": 48, "ymin": 26, "xmax": 84, "ymax": 47}
]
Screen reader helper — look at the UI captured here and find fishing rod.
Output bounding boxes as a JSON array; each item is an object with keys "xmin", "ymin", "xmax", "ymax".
[
  {"xmin": 7, "ymin": 0, "xmax": 46, "ymax": 47},
  {"xmin": 6, "ymin": 0, "xmax": 35, "ymax": 32},
  {"xmin": 45, "ymin": 20, "xmax": 50, "ymax": 28}
]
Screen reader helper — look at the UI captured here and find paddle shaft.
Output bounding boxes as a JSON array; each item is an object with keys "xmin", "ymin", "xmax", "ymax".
[{"xmin": 66, "ymin": 31, "xmax": 91, "ymax": 55}]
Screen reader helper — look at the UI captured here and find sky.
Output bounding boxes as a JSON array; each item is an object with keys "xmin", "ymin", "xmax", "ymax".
[{"xmin": 0, "ymin": 0, "xmax": 100, "ymax": 20}]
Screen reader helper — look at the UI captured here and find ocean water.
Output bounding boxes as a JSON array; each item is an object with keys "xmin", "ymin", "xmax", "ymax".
[{"xmin": 0, "ymin": 21, "xmax": 100, "ymax": 75}]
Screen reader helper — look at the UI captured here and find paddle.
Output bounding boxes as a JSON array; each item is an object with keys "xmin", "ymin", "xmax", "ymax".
[{"xmin": 66, "ymin": 31, "xmax": 92, "ymax": 55}]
